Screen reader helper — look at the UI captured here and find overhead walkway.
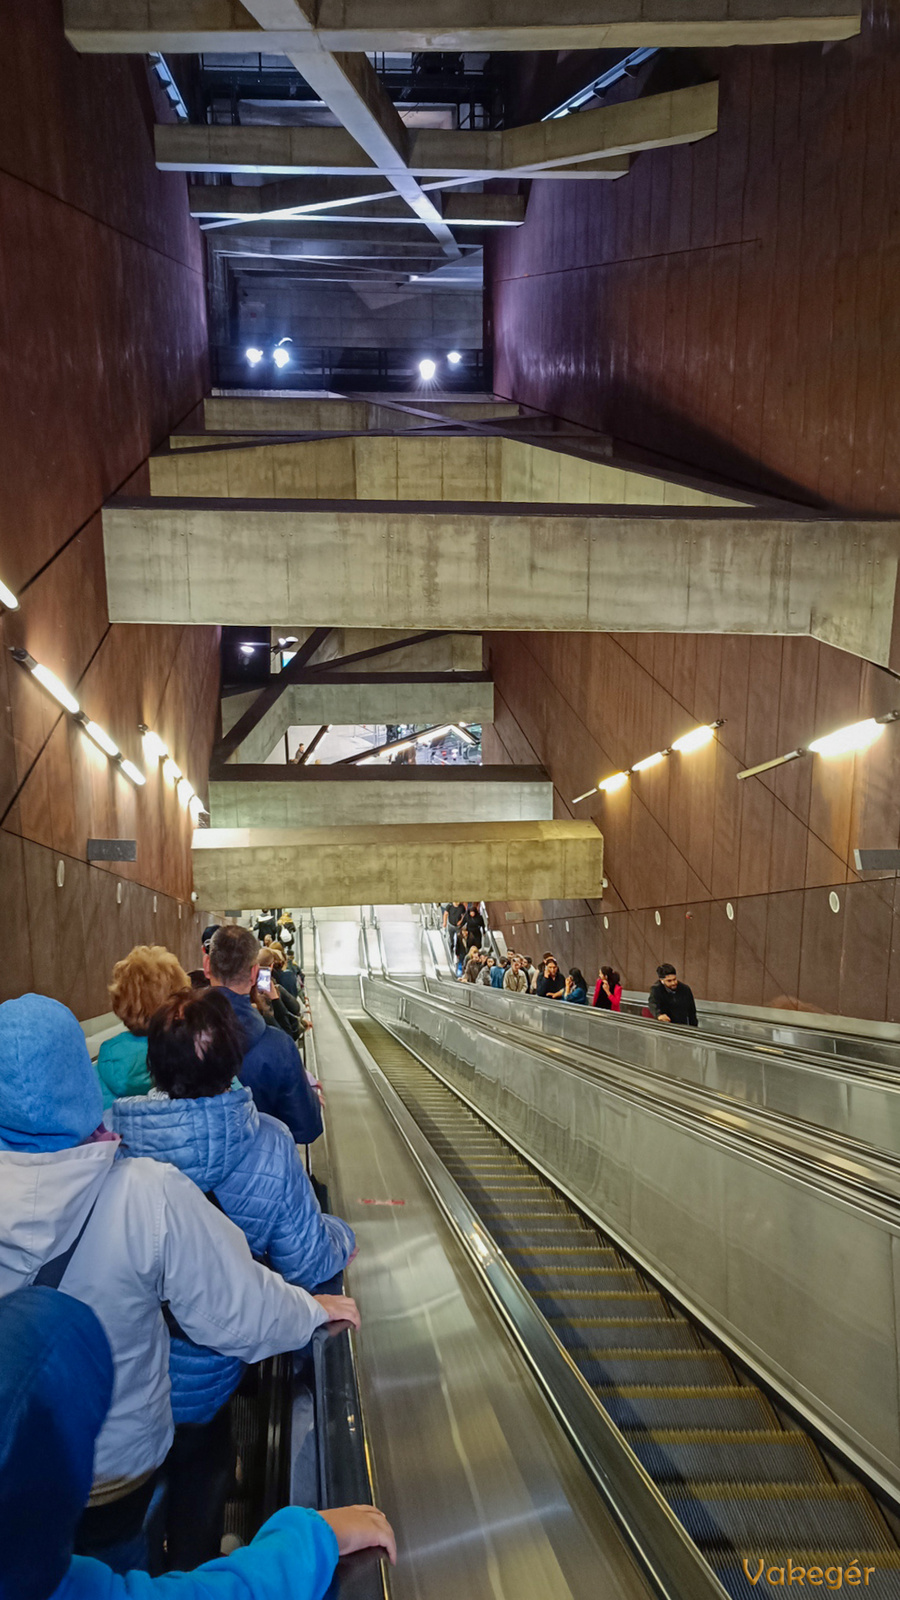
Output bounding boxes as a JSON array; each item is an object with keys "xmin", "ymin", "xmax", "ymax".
[{"xmin": 309, "ymin": 957, "xmax": 900, "ymax": 1599}]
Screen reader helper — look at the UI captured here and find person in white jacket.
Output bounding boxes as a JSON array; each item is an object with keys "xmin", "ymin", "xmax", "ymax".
[{"xmin": 0, "ymin": 994, "xmax": 359, "ymax": 1574}]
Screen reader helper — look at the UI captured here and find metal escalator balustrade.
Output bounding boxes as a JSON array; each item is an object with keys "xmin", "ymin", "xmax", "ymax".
[{"xmin": 349, "ymin": 1017, "xmax": 900, "ymax": 1600}]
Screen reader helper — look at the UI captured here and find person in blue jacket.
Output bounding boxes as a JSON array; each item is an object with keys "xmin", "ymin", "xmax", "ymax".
[
  {"xmin": 562, "ymin": 968, "xmax": 588, "ymax": 1004},
  {"xmin": 0, "ymin": 1284, "xmax": 395, "ymax": 1600},
  {"xmin": 203, "ymin": 926, "xmax": 322, "ymax": 1145},
  {"xmin": 112, "ymin": 987, "xmax": 356, "ymax": 1570}
]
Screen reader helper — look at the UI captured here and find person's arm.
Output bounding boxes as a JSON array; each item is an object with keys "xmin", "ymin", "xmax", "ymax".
[
  {"xmin": 647, "ymin": 985, "xmax": 664, "ymax": 1019},
  {"xmin": 276, "ymin": 983, "xmax": 301, "ymax": 1017},
  {"xmin": 261, "ymin": 1122, "xmax": 357, "ymax": 1286},
  {"xmin": 591, "ymin": 979, "xmax": 602, "ymax": 1007},
  {"xmin": 611, "ymin": 985, "xmax": 622, "ymax": 1011},
  {"xmin": 64, "ymin": 1504, "xmax": 394, "ymax": 1600},
  {"xmin": 158, "ymin": 1167, "xmax": 356, "ymax": 1361}
]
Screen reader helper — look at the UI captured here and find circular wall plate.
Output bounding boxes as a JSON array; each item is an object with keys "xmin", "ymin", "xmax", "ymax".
[
  {"xmin": 654, "ymin": 910, "xmax": 661, "ymax": 927},
  {"xmin": 726, "ymin": 902, "xmax": 734, "ymax": 921},
  {"xmin": 153, "ymin": 894, "xmax": 158, "ymax": 913},
  {"xmin": 603, "ymin": 916, "xmax": 609, "ymax": 930},
  {"xmin": 116, "ymin": 882, "xmax": 123, "ymax": 905},
  {"xmin": 56, "ymin": 860, "xmax": 65, "ymax": 889},
  {"xmin": 829, "ymin": 891, "xmax": 841, "ymax": 914}
]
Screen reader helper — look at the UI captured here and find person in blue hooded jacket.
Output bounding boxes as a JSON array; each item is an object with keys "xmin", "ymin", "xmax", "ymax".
[
  {"xmin": 112, "ymin": 987, "xmax": 355, "ymax": 1570},
  {"xmin": 203, "ymin": 926, "xmax": 322, "ymax": 1146},
  {"xmin": 0, "ymin": 1284, "xmax": 396, "ymax": 1600}
]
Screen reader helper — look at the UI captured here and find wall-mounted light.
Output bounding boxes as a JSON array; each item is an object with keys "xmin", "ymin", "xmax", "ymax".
[
  {"xmin": 245, "ymin": 347, "xmax": 264, "ymax": 366},
  {"xmin": 574, "ymin": 719, "xmax": 725, "ymax": 802},
  {"xmin": 272, "ymin": 347, "xmax": 291, "ymax": 369},
  {"xmin": 79, "ymin": 718, "xmax": 120, "ymax": 758},
  {"xmin": 0, "ymin": 577, "xmax": 19, "ymax": 611},
  {"xmin": 418, "ymin": 358, "xmax": 436, "ymax": 381},
  {"xmin": 119, "ymin": 758, "xmax": 146, "ymax": 787},
  {"xmin": 176, "ymin": 776, "xmax": 195, "ymax": 807},
  {"xmin": 11, "ymin": 649, "xmax": 81, "ymax": 714},
  {"xmin": 189, "ymin": 793, "xmax": 208, "ymax": 822},
  {"xmin": 737, "ymin": 710, "xmax": 899, "ymax": 780},
  {"xmin": 447, "ymin": 351, "xmax": 462, "ymax": 366},
  {"xmin": 140, "ymin": 725, "xmax": 169, "ymax": 763},
  {"xmin": 163, "ymin": 756, "xmax": 182, "ymax": 785}
]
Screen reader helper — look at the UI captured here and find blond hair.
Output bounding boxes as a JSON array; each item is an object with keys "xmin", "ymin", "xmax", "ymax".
[{"xmin": 108, "ymin": 945, "xmax": 189, "ymax": 1032}]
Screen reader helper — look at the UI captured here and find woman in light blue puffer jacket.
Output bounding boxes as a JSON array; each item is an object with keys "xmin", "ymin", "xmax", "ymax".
[{"xmin": 111, "ymin": 988, "xmax": 355, "ymax": 1570}]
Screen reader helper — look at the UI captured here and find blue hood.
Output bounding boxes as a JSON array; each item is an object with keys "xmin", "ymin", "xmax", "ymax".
[
  {"xmin": 0, "ymin": 995, "xmax": 103, "ymax": 1152},
  {"xmin": 218, "ymin": 988, "xmax": 267, "ymax": 1051},
  {"xmin": 0, "ymin": 1286, "xmax": 113, "ymax": 1600},
  {"xmin": 112, "ymin": 1085, "xmax": 260, "ymax": 1190}
]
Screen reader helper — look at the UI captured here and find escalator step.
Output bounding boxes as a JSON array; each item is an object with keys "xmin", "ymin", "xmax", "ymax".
[
  {"xmin": 547, "ymin": 1297, "xmax": 670, "ymax": 1323},
  {"xmin": 526, "ymin": 1268, "xmax": 645, "ymax": 1294},
  {"xmin": 505, "ymin": 1248, "xmax": 621, "ymax": 1269},
  {"xmin": 580, "ymin": 1351, "xmax": 735, "ymax": 1387},
  {"xmin": 538, "ymin": 1289, "xmax": 663, "ymax": 1317},
  {"xmin": 623, "ymin": 1431, "xmax": 829, "ymax": 1484},
  {"xmin": 493, "ymin": 1228, "xmax": 605, "ymax": 1248},
  {"xmin": 600, "ymin": 1388, "xmax": 777, "ymax": 1431},
  {"xmin": 561, "ymin": 1320, "xmax": 699, "ymax": 1352},
  {"xmin": 664, "ymin": 1485, "xmax": 894, "ymax": 1550}
]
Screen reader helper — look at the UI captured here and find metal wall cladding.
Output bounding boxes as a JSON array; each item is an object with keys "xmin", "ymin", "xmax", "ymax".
[
  {"xmin": 432, "ymin": 980, "xmax": 900, "ymax": 1157},
  {"xmin": 363, "ymin": 979, "xmax": 900, "ymax": 1493}
]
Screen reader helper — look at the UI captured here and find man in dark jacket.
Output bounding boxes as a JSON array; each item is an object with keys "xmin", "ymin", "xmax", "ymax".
[
  {"xmin": 647, "ymin": 963, "xmax": 699, "ymax": 1026},
  {"xmin": 205, "ymin": 926, "xmax": 323, "ymax": 1144}
]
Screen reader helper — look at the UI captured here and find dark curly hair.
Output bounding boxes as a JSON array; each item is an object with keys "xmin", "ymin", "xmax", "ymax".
[{"xmin": 147, "ymin": 988, "xmax": 244, "ymax": 1100}]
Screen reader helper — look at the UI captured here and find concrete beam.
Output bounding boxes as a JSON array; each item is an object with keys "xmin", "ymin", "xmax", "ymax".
[
  {"xmin": 193, "ymin": 183, "xmax": 529, "ymax": 225},
  {"xmin": 209, "ymin": 766, "xmax": 551, "ymax": 828},
  {"xmin": 102, "ymin": 498, "xmax": 900, "ymax": 666},
  {"xmin": 191, "ymin": 819, "xmax": 604, "ymax": 905},
  {"xmin": 65, "ymin": 0, "xmax": 861, "ymax": 54},
  {"xmin": 198, "ymin": 396, "xmax": 521, "ymax": 433},
  {"xmin": 149, "ymin": 434, "xmax": 744, "ymax": 508},
  {"xmin": 221, "ymin": 673, "xmax": 494, "ymax": 763},
  {"xmin": 155, "ymin": 86, "xmax": 715, "ymax": 179}
]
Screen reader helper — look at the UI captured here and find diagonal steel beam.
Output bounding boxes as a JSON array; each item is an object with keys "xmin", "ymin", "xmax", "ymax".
[
  {"xmin": 236, "ymin": 1, "xmax": 460, "ymax": 255},
  {"xmin": 215, "ymin": 626, "xmax": 332, "ymax": 762}
]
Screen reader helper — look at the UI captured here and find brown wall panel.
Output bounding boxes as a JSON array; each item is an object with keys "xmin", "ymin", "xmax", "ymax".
[
  {"xmin": 0, "ymin": 2, "xmax": 217, "ymax": 1017},
  {"xmin": 485, "ymin": 630, "xmax": 900, "ymax": 1020}
]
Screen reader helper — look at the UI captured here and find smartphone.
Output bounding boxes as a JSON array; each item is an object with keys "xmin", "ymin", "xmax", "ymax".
[{"xmin": 257, "ymin": 968, "xmax": 273, "ymax": 994}]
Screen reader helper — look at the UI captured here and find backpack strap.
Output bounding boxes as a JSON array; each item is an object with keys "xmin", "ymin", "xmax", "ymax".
[{"xmin": 34, "ymin": 1202, "xmax": 99, "ymax": 1290}]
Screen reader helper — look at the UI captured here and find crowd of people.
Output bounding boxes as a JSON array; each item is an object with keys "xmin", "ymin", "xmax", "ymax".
[
  {"xmin": 443, "ymin": 906, "xmax": 698, "ymax": 1026},
  {"xmin": 0, "ymin": 921, "xmax": 396, "ymax": 1600}
]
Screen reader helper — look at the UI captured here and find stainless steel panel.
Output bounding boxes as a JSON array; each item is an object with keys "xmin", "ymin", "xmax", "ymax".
[
  {"xmin": 430, "ymin": 979, "xmax": 900, "ymax": 1156},
  {"xmin": 364, "ymin": 978, "xmax": 900, "ymax": 1495},
  {"xmin": 311, "ymin": 982, "xmax": 657, "ymax": 1600}
]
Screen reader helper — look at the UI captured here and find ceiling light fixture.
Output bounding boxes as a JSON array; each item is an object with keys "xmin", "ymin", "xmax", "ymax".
[
  {"xmin": 245, "ymin": 347, "xmax": 264, "ymax": 366},
  {"xmin": 447, "ymin": 351, "xmax": 462, "ymax": 365},
  {"xmin": 0, "ymin": 577, "xmax": 19, "ymax": 610},
  {"xmin": 418, "ymin": 358, "xmax": 436, "ymax": 381},
  {"xmin": 272, "ymin": 347, "xmax": 291, "ymax": 369}
]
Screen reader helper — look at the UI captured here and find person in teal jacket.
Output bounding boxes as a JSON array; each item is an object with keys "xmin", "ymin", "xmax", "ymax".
[
  {"xmin": 0, "ymin": 1285, "xmax": 396, "ymax": 1600},
  {"xmin": 96, "ymin": 947, "xmax": 189, "ymax": 1109}
]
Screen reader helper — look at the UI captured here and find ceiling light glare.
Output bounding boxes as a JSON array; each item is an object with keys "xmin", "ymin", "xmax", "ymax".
[
  {"xmin": 0, "ymin": 577, "xmax": 19, "ymax": 610},
  {"xmin": 272, "ymin": 347, "xmax": 291, "ymax": 369},
  {"xmin": 119, "ymin": 758, "xmax": 146, "ymax": 786},
  {"xmin": 176, "ymin": 776, "xmax": 195, "ymax": 807},
  {"xmin": 163, "ymin": 756, "xmax": 182, "ymax": 785},
  {"xmin": 809, "ymin": 718, "xmax": 885, "ymax": 758},
  {"xmin": 82, "ymin": 719, "xmax": 120, "ymax": 758},
  {"xmin": 672, "ymin": 724, "xmax": 716, "ymax": 754},
  {"xmin": 141, "ymin": 727, "xmax": 169, "ymax": 762},
  {"xmin": 632, "ymin": 749, "xmax": 666, "ymax": 772},
  {"xmin": 447, "ymin": 351, "xmax": 462, "ymax": 366},
  {"xmin": 245, "ymin": 347, "xmax": 264, "ymax": 366},
  {"xmin": 277, "ymin": 636, "xmax": 298, "ymax": 647},
  {"xmin": 418, "ymin": 358, "xmax": 436, "ymax": 381},
  {"xmin": 598, "ymin": 771, "xmax": 629, "ymax": 793},
  {"xmin": 240, "ymin": 643, "xmax": 256, "ymax": 655},
  {"xmin": 31, "ymin": 662, "xmax": 80, "ymax": 715}
]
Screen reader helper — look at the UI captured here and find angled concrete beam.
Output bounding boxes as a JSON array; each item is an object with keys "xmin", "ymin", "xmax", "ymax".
[
  {"xmin": 221, "ymin": 674, "xmax": 495, "ymax": 763},
  {"xmin": 209, "ymin": 766, "xmax": 551, "ymax": 828},
  {"xmin": 65, "ymin": 0, "xmax": 861, "ymax": 54},
  {"xmin": 155, "ymin": 88, "xmax": 712, "ymax": 179},
  {"xmin": 192, "ymin": 182, "xmax": 527, "ymax": 225},
  {"xmin": 191, "ymin": 819, "xmax": 605, "ymax": 906},
  {"xmin": 102, "ymin": 498, "xmax": 900, "ymax": 666},
  {"xmin": 198, "ymin": 396, "xmax": 521, "ymax": 432},
  {"xmin": 234, "ymin": 0, "xmax": 459, "ymax": 254},
  {"xmin": 148, "ymin": 434, "xmax": 745, "ymax": 508}
]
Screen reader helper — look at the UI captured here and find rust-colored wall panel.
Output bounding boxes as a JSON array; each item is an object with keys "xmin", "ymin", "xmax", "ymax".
[
  {"xmin": 485, "ymin": 630, "xmax": 900, "ymax": 1020},
  {"xmin": 0, "ymin": 2, "xmax": 217, "ymax": 1017}
]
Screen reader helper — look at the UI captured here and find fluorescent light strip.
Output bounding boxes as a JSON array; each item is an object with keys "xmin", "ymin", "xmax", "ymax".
[
  {"xmin": 0, "ymin": 578, "xmax": 19, "ymax": 611},
  {"xmin": 119, "ymin": 758, "xmax": 146, "ymax": 787},
  {"xmin": 737, "ymin": 710, "xmax": 900, "ymax": 779},
  {"xmin": 31, "ymin": 661, "xmax": 80, "ymax": 715},
  {"xmin": 573, "ymin": 720, "xmax": 725, "ymax": 801},
  {"xmin": 140, "ymin": 726, "xmax": 169, "ymax": 762},
  {"xmin": 81, "ymin": 718, "xmax": 120, "ymax": 758}
]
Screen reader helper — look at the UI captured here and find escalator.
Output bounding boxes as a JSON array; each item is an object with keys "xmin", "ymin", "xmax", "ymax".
[{"xmin": 349, "ymin": 1014, "xmax": 900, "ymax": 1600}]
